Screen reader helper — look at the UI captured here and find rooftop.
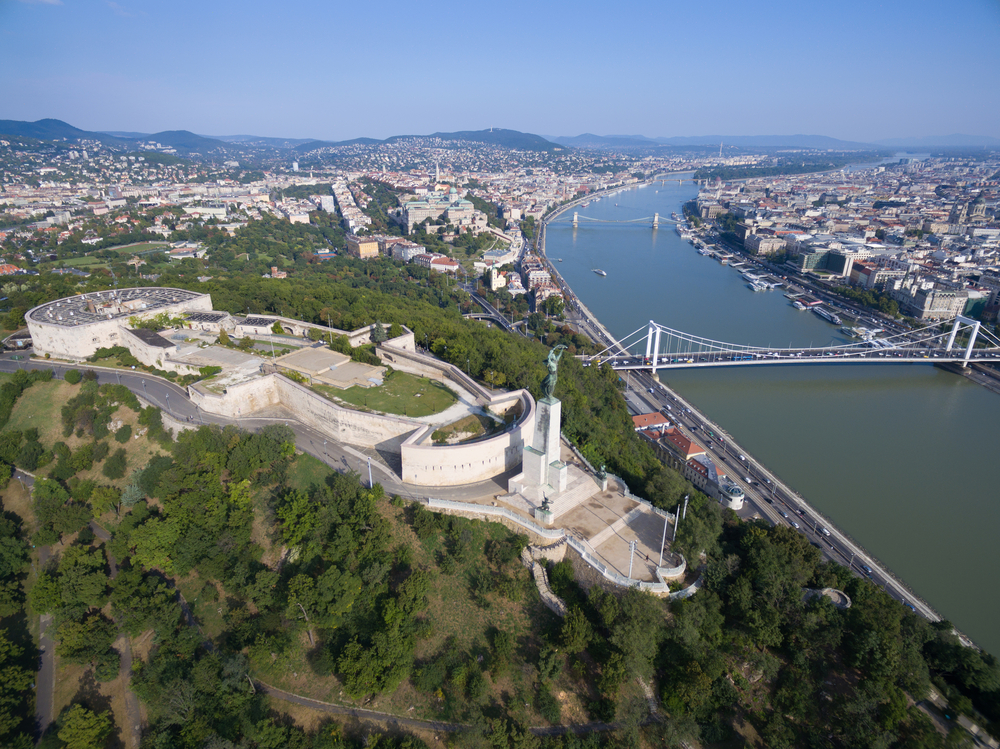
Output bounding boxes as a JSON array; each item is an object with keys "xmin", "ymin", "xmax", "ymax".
[{"xmin": 26, "ymin": 287, "xmax": 206, "ymax": 328}]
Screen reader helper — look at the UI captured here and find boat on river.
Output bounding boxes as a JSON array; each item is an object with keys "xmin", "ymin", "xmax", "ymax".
[
  {"xmin": 813, "ymin": 306, "xmax": 842, "ymax": 325},
  {"xmin": 593, "ymin": 268, "xmax": 607, "ymax": 276}
]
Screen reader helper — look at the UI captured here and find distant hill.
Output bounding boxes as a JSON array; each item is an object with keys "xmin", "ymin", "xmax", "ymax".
[
  {"xmin": 0, "ymin": 119, "xmax": 228, "ymax": 154},
  {"xmin": 206, "ymin": 134, "xmax": 317, "ymax": 148},
  {"xmin": 101, "ymin": 129, "xmax": 228, "ymax": 153},
  {"xmin": 294, "ymin": 136, "xmax": 383, "ymax": 152},
  {"xmin": 874, "ymin": 134, "xmax": 1000, "ymax": 147},
  {"xmin": 651, "ymin": 134, "xmax": 879, "ymax": 150},
  {"xmin": 419, "ymin": 129, "xmax": 564, "ymax": 152},
  {"xmin": 296, "ymin": 129, "xmax": 564, "ymax": 153},
  {"xmin": 142, "ymin": 130, "xmax": 227, "ymax": 153},
  {"xmin": 0, "ymin": 118, "xmax": 127, "ymax": 146},
  {"xmin": 546, "ymin": 132, "xmax": 882, "ymax": 151},
  {"xmin": 548, "ymin": 133, "xmax": 659, "ymax": 149}
]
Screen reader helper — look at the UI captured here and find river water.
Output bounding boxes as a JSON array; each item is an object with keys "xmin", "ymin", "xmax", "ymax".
[{"xmin": 546, "ymin": 179, "xmax": 1000, "ymax": 656}]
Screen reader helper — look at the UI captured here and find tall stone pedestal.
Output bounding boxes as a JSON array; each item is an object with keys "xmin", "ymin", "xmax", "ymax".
[
  {"xmin": 506, "ymin": 395, "xmax": 598, "ymax": 522},
  {"xmin": 521, "ymin": 397, "xmax": 568, "ymax": 493}
]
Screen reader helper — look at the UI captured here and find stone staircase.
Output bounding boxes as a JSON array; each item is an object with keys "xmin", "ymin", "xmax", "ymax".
[{"xmin": 521, "ymin": 548, "xmax": 567, "ymax": 617}]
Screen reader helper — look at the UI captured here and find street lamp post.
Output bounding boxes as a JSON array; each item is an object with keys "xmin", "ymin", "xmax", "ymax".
[
  {"xmin": 658, "ymin": 511, "xmax": 669, "ymax": 567},
  {"xmin": 141, "ymin": 380, "xmax": 146, "ymax": 400},
  {"xmin": 165, "ymin": 392, "xmax": 169, "ymax": 413}
]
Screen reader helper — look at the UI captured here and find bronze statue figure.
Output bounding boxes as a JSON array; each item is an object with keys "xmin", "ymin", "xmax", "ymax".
[{"xmin": 541, "ymin": 344, "xmax": 568, "ymax": 400}]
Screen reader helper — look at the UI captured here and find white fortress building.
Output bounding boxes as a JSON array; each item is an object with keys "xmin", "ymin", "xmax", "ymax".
[
  {"xmin": 26, "ymin": 287, "xmax": 213, "ymax": 361},
  {"xmin": 26, "ymin": 287, "xmax": 537, "ymax": 488}
]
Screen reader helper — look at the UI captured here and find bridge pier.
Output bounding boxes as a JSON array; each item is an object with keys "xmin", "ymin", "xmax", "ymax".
[
  {"xmin": 572, "ymin": 211, "xmax": 578, "ymax": 228},
  {"xmin": 653, "ymin": 213, "xmax": 659, "ymax": 229},
  {"xmin": 646, "ymin": 321, "xmax": 663, "ymax": 377},
  {"xmin": 945, "ymin": 315, "xmax": 981, "ymax": 366}
]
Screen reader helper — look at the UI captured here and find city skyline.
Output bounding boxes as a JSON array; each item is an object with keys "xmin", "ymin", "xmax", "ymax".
[{"xmin": 2, "ymin": 0, "xmax": 999, "ymax": 143}]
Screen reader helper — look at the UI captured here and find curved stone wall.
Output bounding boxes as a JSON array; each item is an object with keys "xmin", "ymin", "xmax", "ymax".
[
  {"xmin": 400, "ymin": 390, "xmax": 535, "ymax": 486},
  {"xmin": 26, "ymin": 288, "xmax": 212, "ymax": 360}
]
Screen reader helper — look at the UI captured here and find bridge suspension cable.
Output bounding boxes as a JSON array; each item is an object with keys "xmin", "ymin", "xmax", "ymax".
[{"xmin": 582, "ymin": 317, "xmax": 1000, "ymax": 370}]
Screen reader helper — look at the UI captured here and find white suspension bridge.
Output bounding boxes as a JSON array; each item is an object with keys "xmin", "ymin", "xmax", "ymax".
[
  {"xmin": 582, "ymin": 316, "xmax": 1000, "ymax": 374},
  {"xmin": 557, "ymin": 211, "xmax": 684, "ymax": 229}
]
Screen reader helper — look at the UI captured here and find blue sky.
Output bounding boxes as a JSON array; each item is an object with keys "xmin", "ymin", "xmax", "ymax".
[{"xmin": 2, "ymin": 0, "xmax": 999, "ymax": 142}]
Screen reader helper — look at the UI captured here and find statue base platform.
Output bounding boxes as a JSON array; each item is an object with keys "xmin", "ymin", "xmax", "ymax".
[{"xmin": 534, "ymin": 508, "xmax": 554, "ymax": 526}]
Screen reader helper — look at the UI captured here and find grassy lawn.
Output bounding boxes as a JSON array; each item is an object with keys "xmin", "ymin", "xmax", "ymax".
[
  {"xmin": 2, "ymin": 379, "xmax": 169, "ymax": 487},
  {"xmin": 3, "ymin": 379, "xmax": 75, "ymax": 446},
  {"xmin": 176, "ymin": 575, "xmax": 226, "ymax": 639},
  {"xmin": 105, "ymin": 241, "xmax": 170, "ymax": 254},
  {"xmin": 431, "ymin": 412, "xmax": 502, "ymax": 444},
  {"xmin": 61, "ymin": 256, "xmax": 109, "ymax": 268},
  {"xmin": 315, "ymin": 370, "xmax": 457, "ymax": 417},
  {"xmin": 286, "ymin": 452, "xmax": 336, "ymax": 493}
]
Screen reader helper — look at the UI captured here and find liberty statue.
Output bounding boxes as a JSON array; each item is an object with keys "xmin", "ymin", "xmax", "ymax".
[{"xmin": 541, "ymin": 344, "xmax": 568, "ymax": 400}]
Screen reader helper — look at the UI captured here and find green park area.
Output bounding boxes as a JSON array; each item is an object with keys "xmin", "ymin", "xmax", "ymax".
[
  {"xmin": 315, "ymin": 369, "xmax": 457, "ymax": 417},
  {"xmin": 105, "ymin": 241, "xmax": 170, "ymax": 254}
]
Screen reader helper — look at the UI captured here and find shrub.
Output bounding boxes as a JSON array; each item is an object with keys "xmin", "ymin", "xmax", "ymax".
[
  {"xmin": 71, "ymin": 443, "xmax": 95, "ymax": 472},
  {"xmin": 64, "ymin": 369, "xmax": 82, "ymax": 385},
  {"xmin": 537, "ymin": 683, "xmax": 561, "ymax": 724},
  {"xmin": 350, "ymin": 344, "xmax": 381, "ymax": 366},
  {"xmin": 102, "ymin": 449, "xmax": 128, "ymax": 480},
  {"xmin": 0, "ymin": 431, "xmax": 22, "ymax": 464},
  {"xmin": 329, "ymin": 334, "xmax": 352, "ymax": 355},
  {"xmin": 16, "ymin": 441, "xmax": 44, "ymax": 471},
  {"xmin": 114, "ymin": 425, "xmax": 132, "ymax": 443},
  {"xmin": 92, "ymin": 441, "xmax": 109, "ymax": 463}
]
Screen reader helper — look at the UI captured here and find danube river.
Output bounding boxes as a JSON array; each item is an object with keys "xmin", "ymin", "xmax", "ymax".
[{"xmin": 546, "ymin": 179, "xmax": 1000, "ymax": 656}]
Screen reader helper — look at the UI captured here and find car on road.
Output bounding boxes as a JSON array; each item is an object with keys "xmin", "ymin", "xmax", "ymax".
[
  {"xmin": 820, "ymin": 527, "xmax": 831, "ymax": 537},
  {"xmin": 790, "ymin": 521, "xmax": 800, "ymax": 529},
  {"xmin": 780, "ymin": 511, "xmax": 788, "ymax": 518},
  {"xmin": 862, "ymin": 564, "xmax": 872, "ymax": 574}
]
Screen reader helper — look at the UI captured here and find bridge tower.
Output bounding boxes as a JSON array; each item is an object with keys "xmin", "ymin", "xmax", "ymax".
[
  {"xmin": 653, "ymin": 213, "xmax": 659, "ymax": 229},
  {"xmin": 572, "ymin": 212, "xmax": 578, "ymax": 227},
  {"xmin": 945, "ymin": 315, "xmax": 982, "ymax": 366},
  {"xmin": 646, "ymin": 321, "xmax": 662, "ymax": 380}
]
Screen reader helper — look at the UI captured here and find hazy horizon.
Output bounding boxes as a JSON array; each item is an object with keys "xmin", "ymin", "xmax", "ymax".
[{"xmin": 2, "ymin": 0, "xmax": 998, "ymax": 143}]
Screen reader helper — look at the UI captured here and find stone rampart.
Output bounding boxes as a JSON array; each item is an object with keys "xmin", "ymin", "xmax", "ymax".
[
  {"xmin": 376, "ymin": 343, "xmax": 493, "ymax": 406},
  {"xmin": 190, "ymin": 373, "xmax": 422, "ymax": 451},
  {"xmin": 400, "ymin": 390, "xmax": 534, "ymax": 486}
]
